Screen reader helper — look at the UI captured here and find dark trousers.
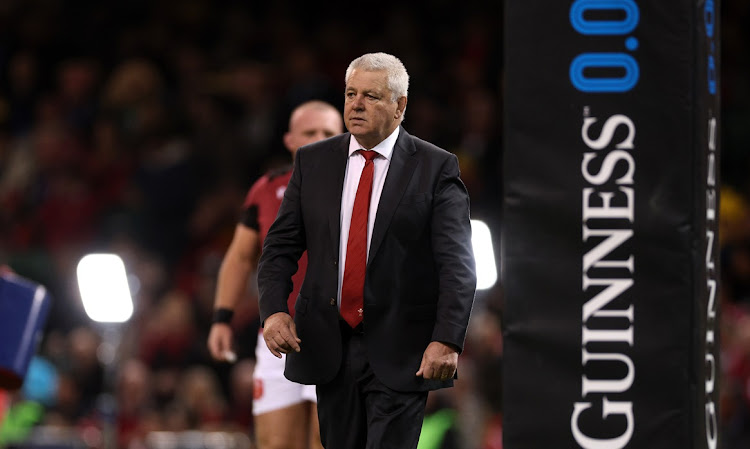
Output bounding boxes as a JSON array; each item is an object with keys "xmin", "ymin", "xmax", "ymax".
[{"xmin": 316, "ymin": 322, "xmax": 428, "ymax": 449}]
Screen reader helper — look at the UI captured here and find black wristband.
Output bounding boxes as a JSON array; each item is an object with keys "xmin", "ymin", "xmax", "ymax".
[{"xmin": 212, "ymin": 308, "xmax": 234, "ymax": 324}]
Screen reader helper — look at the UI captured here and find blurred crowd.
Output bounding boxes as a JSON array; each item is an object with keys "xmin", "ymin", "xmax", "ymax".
[{"xmin": 0, "ymin": 0, "xmax": 747, "ymax": 448}]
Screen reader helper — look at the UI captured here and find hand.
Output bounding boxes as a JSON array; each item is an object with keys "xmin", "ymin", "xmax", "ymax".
[
  {"xmin": 207, "ymin": 323, "xmax": 235, "ymax": 362},
  {"xmin": 416, "ymin": 341, "xmax": 459, "ymax": 381},
  {"xmin": 263, "ymin": 312, "xmax": 301, "ymax": 358}
]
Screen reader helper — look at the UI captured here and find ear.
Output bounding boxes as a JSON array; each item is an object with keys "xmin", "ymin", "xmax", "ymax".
[
  {"xmin": 283, "ymin": 132, "xmax": 294, "ymax": 152},
  {"xmin": 395, "ymin": 96, "xmax": 408, "ymax": 119}
]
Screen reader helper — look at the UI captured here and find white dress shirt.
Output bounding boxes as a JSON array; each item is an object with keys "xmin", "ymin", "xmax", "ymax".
[{"xmin": 337, "ymin": 127, "xmax": 400, "ymax": 305}]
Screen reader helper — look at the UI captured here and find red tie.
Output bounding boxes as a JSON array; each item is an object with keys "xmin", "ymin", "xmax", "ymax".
[{"xmin": 341, "ymin": 150, "xmax": 379, "ymax": 328}]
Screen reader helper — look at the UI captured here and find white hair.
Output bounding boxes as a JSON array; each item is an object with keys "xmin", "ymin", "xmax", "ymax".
[{"xmin": 345, "ymin": 52, "xmax": 409, "ymax": 102}]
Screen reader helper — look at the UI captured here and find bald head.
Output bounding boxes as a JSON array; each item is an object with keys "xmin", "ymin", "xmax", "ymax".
[{"xmin": 284, "ymin": 101, "xmax": 344, "ymax": 156}]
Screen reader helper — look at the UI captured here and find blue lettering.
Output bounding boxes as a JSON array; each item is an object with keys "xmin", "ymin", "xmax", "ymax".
[
  {"xmin": 570, "ymin": 0, "xmax": 640, "ymax": 35},
  {"xmin": 570, "ymin": 53, "xmax": 640, "ymax": 93},
  {"xmin": 707, "ymin": 56, "xmax": 717, "ymax": 95},
  {"xmin": 704, "ymin": 0, "xmax": 715, "ymax": 38}
]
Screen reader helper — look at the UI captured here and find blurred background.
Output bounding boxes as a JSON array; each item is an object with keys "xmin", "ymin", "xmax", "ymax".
[{"xmin": 0, "ymin": 0, "xmax": 746, "ymax": 448}]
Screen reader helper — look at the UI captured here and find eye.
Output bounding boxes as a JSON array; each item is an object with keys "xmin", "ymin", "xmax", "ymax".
[{"xmin": 346, "ymin": 92, "xmax": 355, "ymax": 99}]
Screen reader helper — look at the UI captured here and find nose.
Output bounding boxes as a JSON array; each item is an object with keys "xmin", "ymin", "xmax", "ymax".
[{"xmin": 351, "ymin": 94, "xmax": 365, "ymax": 110}]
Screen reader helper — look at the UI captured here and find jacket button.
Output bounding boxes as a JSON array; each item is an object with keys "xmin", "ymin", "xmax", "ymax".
[{"xmin": 329, "ymin": 298, "xmax": 336, "ymax": 306}]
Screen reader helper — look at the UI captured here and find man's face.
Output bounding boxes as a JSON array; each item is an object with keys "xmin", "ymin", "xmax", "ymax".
[
  {"xmin": 285, "ymin": 108, "xmax": 343, "ymax": 156},
  {"xmin": 344, "ymin": 69, "xmax": 405, "ymax": 149}
]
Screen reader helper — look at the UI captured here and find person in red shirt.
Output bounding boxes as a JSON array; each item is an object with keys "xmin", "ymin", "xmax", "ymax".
[{"xmin": 207, "ymin": 100, "xmax": 343, "ymax": 449}]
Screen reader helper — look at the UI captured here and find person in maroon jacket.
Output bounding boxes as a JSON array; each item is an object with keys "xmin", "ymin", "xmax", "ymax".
[{"xmin": 208, "ymin": 100, "xmax": 343, "ymax": 449}]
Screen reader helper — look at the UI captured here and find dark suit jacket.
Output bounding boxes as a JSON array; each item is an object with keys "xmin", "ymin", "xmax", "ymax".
[{"xmin": 257, "ymin": 127, "xmax": 476, "ymax": 392}]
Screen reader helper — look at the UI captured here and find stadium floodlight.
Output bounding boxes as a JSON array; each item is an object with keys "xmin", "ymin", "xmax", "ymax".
[
  {"xmin": 471, "ymin": 220, "xmax": 498, "ymax": 290},
  {"xmin": 77, "ymin": 254, "xmax": 133, "ymax": 323}
]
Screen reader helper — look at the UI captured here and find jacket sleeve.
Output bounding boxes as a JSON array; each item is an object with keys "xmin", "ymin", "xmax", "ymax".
[
  {"xmin": 257, "ymin": 150, "xmax": 307, "ymax": 324},
  {"xmin": 430, "ymin": 153, "xmax": 477, "ymax": 352}
]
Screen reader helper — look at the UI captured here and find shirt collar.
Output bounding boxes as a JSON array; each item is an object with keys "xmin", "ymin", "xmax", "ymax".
[{"xmin": 348, "ymin": 127, "xmax": 400, "ymax": 160}]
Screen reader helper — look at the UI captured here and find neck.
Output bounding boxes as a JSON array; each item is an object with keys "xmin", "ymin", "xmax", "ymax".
[{"xmin": 356, "ymin": 125, "xmax": 399, "ymax": 149}]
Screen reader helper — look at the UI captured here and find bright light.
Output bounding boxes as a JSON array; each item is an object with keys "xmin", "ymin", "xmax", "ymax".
[
  {"xmin": 471, "ymin": 220, "xmax": 497, "ymax": 290},
  {"xmin": 77, "ymin": 254, "xmax": 133, "ymax": 323}
]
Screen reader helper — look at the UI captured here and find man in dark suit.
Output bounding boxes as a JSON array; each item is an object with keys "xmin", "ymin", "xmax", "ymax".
[{"xmin": 257, "ymin": 52, "xmax": 476, "ymax": 449}]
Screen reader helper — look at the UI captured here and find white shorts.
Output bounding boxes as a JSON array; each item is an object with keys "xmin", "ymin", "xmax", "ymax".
[{"xmin": 253, "ymin": 330, "xmax": 317, "ymax": 416}]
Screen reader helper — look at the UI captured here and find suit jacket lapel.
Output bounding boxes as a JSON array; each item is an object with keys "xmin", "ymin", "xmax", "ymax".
[
  {"xmin": 327, "ymin": 134, "xmax": 350, "ymax": 256},
  {"xmin": 368, "ymin": 128, "xmax": 418, "ymax": 265}
]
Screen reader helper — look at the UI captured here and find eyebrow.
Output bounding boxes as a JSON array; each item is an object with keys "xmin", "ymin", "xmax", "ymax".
[{"xmin": 346, "ymin": 87, "xmax": 382, "ymax": 96}]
